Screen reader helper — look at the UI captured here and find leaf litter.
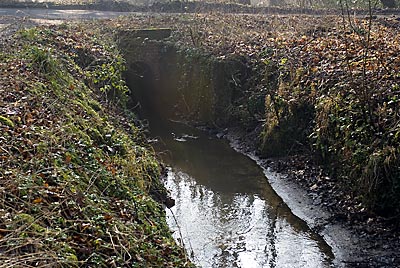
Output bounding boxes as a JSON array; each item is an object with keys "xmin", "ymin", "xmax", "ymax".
[{"xmin": 0, "ymin": 21, "xmax": 193, "ymax": 267}]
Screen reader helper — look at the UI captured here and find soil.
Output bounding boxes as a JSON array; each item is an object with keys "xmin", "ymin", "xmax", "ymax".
[{"xmin": 220, "ymin": 125, "xmax": 400, "ymax": 268}]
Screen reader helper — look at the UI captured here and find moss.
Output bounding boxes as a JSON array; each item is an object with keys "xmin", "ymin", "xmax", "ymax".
[
  {"xmin": 0, "ymin": 25, "xmax": 193, "ymax": 267},
  {"xmin": 0, "ymin": 115, "xmax": 14, "ymax": 128},
  {"xmin": 260, "ymin": 97, "xmax": 314, "ymax": 157},
  {"xmin": 14, "ymin": 213, "xmax": 34, "ymax": 224}
]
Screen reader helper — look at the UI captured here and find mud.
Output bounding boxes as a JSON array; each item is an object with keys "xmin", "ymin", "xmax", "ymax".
[{"xmin": 219, "ymin": 126, "xmax": 400, "ymax": 267}]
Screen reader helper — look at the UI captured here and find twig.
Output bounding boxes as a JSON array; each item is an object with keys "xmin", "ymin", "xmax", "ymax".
[
  {"xmin": 167, "ymin": 206, "xmax": 194, "ymax": 262},
  {"xmin": 0, "ymin": 146, "xmax": 12, "ymax": 157}
]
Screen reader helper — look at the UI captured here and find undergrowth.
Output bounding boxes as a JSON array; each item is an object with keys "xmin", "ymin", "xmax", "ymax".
[
  {"xmin": 258, "ymin": 18, "xmax": 400, "ymax": 217},
  {"xmin": 0, "ymin": 24, "xmax": 192, "ymax": 267},
  {"xmin": 109, "ymin": 14, "xmax": 400, "ymax": 218}
]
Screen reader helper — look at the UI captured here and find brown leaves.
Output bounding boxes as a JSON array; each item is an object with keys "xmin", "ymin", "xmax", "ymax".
[
  {"xmin": 32, "ymin": 197, "xmax": 43, "ymax": 204},
  {"xmin": 0, "ymin": 21, "xmax": 197, "ymax": 268},
  {"xmin": 65, "ymin": 154, "xmax": 72, "ymax": 164}
]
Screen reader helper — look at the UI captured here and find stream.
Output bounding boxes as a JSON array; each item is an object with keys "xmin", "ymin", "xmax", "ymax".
[{"xmin": 148, "ymin": 118, "xmax": 335, "ymax": 268}]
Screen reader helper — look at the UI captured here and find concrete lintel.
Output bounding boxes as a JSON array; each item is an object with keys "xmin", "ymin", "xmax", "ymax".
[{"xmin": 119, "ymin": 28, "xmax": 172, "ymax": 40}]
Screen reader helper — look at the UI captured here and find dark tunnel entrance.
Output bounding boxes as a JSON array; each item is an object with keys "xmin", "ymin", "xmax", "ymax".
[
  {"xmin": 125, "ymin": 58, "xmax": 180, "ymax": 121},
  {"xmin": 126, "ymin": 61, "xmax": 155, "ymax": 116}
]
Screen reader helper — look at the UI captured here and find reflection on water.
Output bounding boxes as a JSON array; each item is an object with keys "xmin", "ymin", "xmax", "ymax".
[{"xmin": 150, "ymin": 119, "xmax": 334, "ymax": 268}]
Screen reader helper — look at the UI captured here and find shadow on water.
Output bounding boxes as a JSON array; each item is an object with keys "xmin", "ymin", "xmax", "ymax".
[
  {"xmin": 126, "ymin": 59, "xmax": 335, "ymax": 268},
  {"xmin": 148, "ymin": 117, "xmax": 334, "ymax": 268}
]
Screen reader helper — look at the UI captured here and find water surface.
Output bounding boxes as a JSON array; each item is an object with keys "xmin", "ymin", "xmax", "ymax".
[{"xmin": 150, "ymin": 119, "xmax": 334, "ymax": 268}]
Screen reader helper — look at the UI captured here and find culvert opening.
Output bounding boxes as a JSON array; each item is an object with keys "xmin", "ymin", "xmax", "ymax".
[
  {"xmin": 126, "ymin": 61, "xmax": 155, "ymax": 115},
  {"xmin": 125, "ymin": 59, "xmax": 181, "ymax": 121}
]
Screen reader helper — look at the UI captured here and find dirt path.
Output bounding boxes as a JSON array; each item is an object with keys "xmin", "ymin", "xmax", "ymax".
[
  {"xmin": 0, "ymin": 7, "xmax": 137, "ymax": 39},
  {"xmin": 0, "ymin": 7, "xmax": 132, "ymax": 20}
]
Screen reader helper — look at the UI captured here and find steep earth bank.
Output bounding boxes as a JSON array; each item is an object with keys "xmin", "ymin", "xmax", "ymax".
[{"xmin": 0, "ymin": 21, "xmax": 193, "ymax": 267}]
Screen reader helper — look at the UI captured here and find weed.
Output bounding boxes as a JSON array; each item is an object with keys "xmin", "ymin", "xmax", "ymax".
[{"xmin": 0, "ymin": 24, "xmax": 193, "ymax": 267}]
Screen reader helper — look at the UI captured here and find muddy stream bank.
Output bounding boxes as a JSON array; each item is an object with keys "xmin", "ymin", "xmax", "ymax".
[{"xmin": 120, "ymin": 27, "xmax": 399, "ymax": 267}]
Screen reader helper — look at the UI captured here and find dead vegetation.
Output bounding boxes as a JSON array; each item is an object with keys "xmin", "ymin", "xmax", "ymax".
[
  {"xmin": 111, "ymin": 12, "xmax": 400, "ymax": 220},
  {"xmin": 0, "ymin": 22, "xmax": 193, "ymax": 267}
]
